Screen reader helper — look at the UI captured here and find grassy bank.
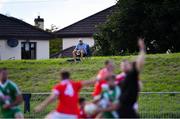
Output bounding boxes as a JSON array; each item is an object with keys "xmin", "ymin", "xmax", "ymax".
[{"xmin": 0, "ymin": 53, "xmax": 179, "ymax": 92}]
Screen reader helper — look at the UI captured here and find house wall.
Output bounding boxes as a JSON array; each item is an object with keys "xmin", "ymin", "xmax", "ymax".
[
  {"xmin": 35, "ymin": 40, "xmax": 49, "ymax": 59},
  {"xmin": 0, "ymin": 40, "xmax": 21, "ymax": 60},
  {"xmin": 62, "ymin": 37, "xmax": 94, "ymax": 50},
  {"xmin": 0, "ymin": 39, "xmax": 49, "ymax": 60}
]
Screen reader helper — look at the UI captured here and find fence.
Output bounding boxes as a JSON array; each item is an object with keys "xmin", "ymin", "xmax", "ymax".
[{"xmin": 0, "ymin": 92, "xmax": 180, "ymax": 118}]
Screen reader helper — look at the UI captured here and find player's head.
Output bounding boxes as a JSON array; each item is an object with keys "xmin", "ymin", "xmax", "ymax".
[
  {"xmin": 2, "ymin": 68, "xmax": 8, "ymax": 80},
  {"xmin": 79, "ymin": 39, "xmax": 83, "ymax": 45},
  {"xmin": 120, "ymin": 59, "xmax": 131, "ymax": 73},
  {"xmin": 79, "ymin": 97, "xmax": 86, "ymax": 108},
  {"xmin": 60, "ymin": 71, "xmax": 70, "ymax": 80},
  {"xmin": 106, "ymin": 75, "xmax": 116, "ymax": 89},
  {"xmin": 0, "ymin": 68, "xmax": 8, "ymax": 81},
  {"xmin": 104, "ymin": 60, "xmax": 114, "ymax": 72}
]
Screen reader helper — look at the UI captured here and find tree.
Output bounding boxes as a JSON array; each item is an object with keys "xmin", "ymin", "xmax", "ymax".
[
  {"xmin": 94, "ymin": 0, "xmax": 180, "ymax": 55},
  {"xmin": 46, "ymin": 25, "xmax": 62, "ymax": 55},
  {"xmin": 50, "ymin": 38, "xmax": 62, "ymax": 55}
]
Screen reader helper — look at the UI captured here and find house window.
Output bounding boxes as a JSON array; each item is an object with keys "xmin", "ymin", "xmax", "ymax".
[{"xmin": 21, "ymin": 42, "xmax": 36, "ymax": 59}]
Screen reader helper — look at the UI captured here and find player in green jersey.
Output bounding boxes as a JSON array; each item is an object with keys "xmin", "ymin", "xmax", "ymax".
[
  {"xmin": 97, "ymin": 75, "xmax": 121, "ymax": 118},
  {"xmin": 0, "ymin": 68, "xmax": 24, "ymax": 119}
]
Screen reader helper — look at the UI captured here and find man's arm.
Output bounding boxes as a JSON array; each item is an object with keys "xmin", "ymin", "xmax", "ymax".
[
  {"xmin": 3, "ymin": 94, "xmax": 23, "ymax": 109},
  {"xmin": 10, "ymin": 95, "xmax": 23, "ymax": 107},
  {"xmin": 34, "ymin": 93, "xmax": 57, "ymax": 112},
  {"xmin": 99, "ymin": 103, "xmax": 119, "ymax": 112},
  {"xmin": 136, "ymin": 38, "xmax": 146, "ymax": 71},
  {"xmin": 81, "ymin": 79, "xmax": 96, "ymax": 86}
]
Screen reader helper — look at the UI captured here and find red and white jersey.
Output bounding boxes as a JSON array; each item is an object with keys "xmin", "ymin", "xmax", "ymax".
[
  {"xmin": 92, "ymin": 68, "xmax": 110, "ymax": 97},
  {"xmin": 115, "ymin": 72, "xmax": 126, "ymax": 84},
  {"xmin": 53, "ymin": 80, "xmax": 82, "ymax": 115}
]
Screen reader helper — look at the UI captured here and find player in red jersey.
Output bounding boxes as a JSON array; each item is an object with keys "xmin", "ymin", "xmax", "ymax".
[
  {"xmin": 78, "ymin": 97, "xmax": 87, "ymax": 118},
  {"xmin": 35, "ymin": 71, "xmax": 95, "ymax": 119},
  {"xmin": 92, "ymin": 60, "xmax": 114, "ymax": 100}
]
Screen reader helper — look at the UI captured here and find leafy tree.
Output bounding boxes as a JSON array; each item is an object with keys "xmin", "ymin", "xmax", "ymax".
[
  {"xmin": 94, "ymin": 0, "xmax": 180, "ymax": 55},
  {"xmin": 50, "ymin": 38, "xmax": 62, "ymax": 55},
  {"xmin": 46, "ymin": 25, "xmax": 62, "ymax": 55}
]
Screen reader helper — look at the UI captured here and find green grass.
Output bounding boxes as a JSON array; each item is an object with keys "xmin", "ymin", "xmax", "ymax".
[
  {"xmin": 0, "ymin": 53, "xmax": 180, "ymax": 118},
  {"xmin": 0, "ymin": 53, "xmax": 179, "ymax": 92}
]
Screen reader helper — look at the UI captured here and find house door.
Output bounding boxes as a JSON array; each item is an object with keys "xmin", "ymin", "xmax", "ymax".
[{"xmin": 21, "ymin": 42, "xmax": 36, "ymax": 59}]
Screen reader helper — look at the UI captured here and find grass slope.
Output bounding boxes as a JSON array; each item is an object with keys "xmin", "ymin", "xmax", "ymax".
[{"xmin": 0, "ymin": 53, "xmax": 179, "ymax": 93}]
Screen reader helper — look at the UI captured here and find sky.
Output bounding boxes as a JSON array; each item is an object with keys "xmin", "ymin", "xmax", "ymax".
[{"xmin": 0, "ymin": 0, "xmax": 116, "ymax": 29}]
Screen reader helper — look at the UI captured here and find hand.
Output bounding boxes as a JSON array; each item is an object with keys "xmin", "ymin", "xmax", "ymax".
[
  {"xmin": 3, "ymin": 104, "xmax": 11, "ymax": 109},
  {"xmin": 95, "ymin": 107, "xmax": 102, "ymax": 114},
  {"xmin": 138, "ymin": 38, "xmax": 145, "ymax": 50},
  {"xmin": 34, "ymin": 105, "xmax": 44, "ymax": 112}
]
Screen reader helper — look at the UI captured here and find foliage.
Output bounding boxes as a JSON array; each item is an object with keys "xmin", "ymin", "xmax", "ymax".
[
  {"xmin": 50, "ymin": 38, "xmax": 62, "ymax": 55},
  {"xmin": 94, "ymin": 0, "xmax": 180, "ymax": 55}
]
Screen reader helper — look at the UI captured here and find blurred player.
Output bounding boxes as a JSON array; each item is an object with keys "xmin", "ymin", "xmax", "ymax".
[
  {"xmin": 0, "ymin": 68, "xmax": 24, "ymax": 119},
  {"xmin": 92, "ymin": 60, "xmax": 114, "ymax": 100},
  {"xmin": 115, "ymin": 60, "xmax": 129, "ymax": 84},
  {"xmin": 118, "ymin": 38, "xmax": 146, "ymax": 118},
  {"xmin": 35, "ymin": 70, "xmax": 96, "ymax": 119},
  {"xmin": 117, "ymin": 60, "xmax": 140, "ymax": 111},
  {"xmin": 78, "ymin": 97, "xmax": 87, "ymax": 118},
  {"xmin": 97, "ymin": 75, "xmax": 121, "ymax": 118}
]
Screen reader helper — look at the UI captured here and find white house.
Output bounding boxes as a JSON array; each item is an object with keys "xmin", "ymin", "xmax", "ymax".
[
  {"xmin": 54, "ymin": 5, "xmax": 116, "ymax": 57},
  {"xmin": 0, "ymin": 15, "xmax": 52, "ymax": 60}
]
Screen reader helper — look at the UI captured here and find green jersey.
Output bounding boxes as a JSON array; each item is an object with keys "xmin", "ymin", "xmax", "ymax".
[
  {"xmin": 0, "ymin": 80, "xmax": 22, "ymax": 118},
  {"xmin": 101, "ymin": 86, "xmax": 121, "ymax": 118}
]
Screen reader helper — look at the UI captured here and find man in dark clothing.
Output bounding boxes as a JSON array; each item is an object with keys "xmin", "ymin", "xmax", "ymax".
[{"xmin": 118, "ymin": 38, "xmax": 146, "ymax": 118}]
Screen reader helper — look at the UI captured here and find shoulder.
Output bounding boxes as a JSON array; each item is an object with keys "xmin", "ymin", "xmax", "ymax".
[
  {"xmin": 71, "ymin": 80, "xmax": 82, "ymax": 86},
  {"xmin": 100, "ymin": 68, "xmax": 107, "ymax": 73},
  {"xmin": 53, "ymin": 82, "xmax": 65, "ymax": 91},
  {"xmin": 8, "ymin": 80, "xmax": 21, "ymax": 94},
  {"xmin": 8, "ymin": 80, "xmax": 19, "ymax": 88}
]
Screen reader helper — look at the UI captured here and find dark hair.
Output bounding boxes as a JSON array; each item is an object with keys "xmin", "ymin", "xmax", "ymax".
[
  {"xmin": 79, "ymin": 97, "xmax": 86, "ymax": 104},
  {"xmin": 106, "ymin": 75, "xmax": 116, "ymax": 81},
  {"xmin": 60, "ymin": 71, "xmax": 70, "ymax": 80},
  {"xmin": 105, "ymin": 60, "xmax": 111, "ymax": 65}
]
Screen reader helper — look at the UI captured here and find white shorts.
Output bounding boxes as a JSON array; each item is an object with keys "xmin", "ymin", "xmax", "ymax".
[{"xmin": 45, "ymin": 111, "xmax": 78, "ymax": 119}]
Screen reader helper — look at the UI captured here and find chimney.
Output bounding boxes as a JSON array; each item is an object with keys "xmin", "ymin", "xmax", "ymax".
[{"xmin": 34, "ymin": 16, "xmax": 44, "ymax": 29}]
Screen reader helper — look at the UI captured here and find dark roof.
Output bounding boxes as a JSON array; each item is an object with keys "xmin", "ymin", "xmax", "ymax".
[
  {"xmin": 50, "ymin": 46, "xmax": 75, "ymax": 58},
  {"xmin": 55, "ymin": 5, "xmax": 116, "ymax": 38},
  {"xmin": 0, "ymin": 14, "xmax": 52, "ymax": 40}
]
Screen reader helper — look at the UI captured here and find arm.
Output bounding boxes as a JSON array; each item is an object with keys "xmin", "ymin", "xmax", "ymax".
[
  {"xmin": 100, "ymin": 103, "xmax": 119, "ymax": 112},
  {"xmin": 136, "ymin": 38, "xmax": 146, "ymax": 71},
  {"xmin": 10, "ymin": 95, "xmax": 23, "ymax": 107},
  {"xmin": 3, "ymin": 94, "xmax": 23, "ymax": 109},
  {"xmin": 34, "ymin": 93, "xmax": 57, "ymax": 112},
  {"xmin": 81, "ymin": 79, "xmax": 96, "ymax": 86}
]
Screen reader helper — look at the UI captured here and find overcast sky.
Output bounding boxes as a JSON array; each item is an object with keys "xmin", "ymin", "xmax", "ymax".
[{"xmin": 0, "ymin": 0, "xmax": 116, "ymax": 29}]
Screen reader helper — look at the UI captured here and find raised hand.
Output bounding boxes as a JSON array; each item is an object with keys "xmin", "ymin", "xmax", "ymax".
[{"xmin": 138, "ymin": 38, "xmax": 145, "ymax": 50}]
